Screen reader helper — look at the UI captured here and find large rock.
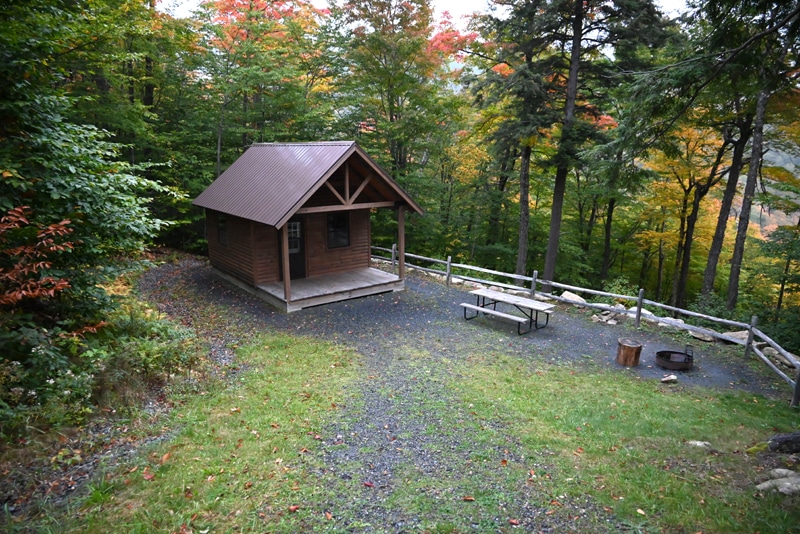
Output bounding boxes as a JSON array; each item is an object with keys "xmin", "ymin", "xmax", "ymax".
[
  {"xmin": 561, "ymin": 290, "xmax": 586, "ymax": 305},
  {"xmin": 690, "ymin": 330, "xmax": 716, "ymax": 342},
  {"xmin": 756, "ymin": 470, "xmax": 800, "ymax": 495},
  {"xmin": 762, "ymin": 347, "xmax": 798, "ymax": 369},
  {"xmin": 657, "ymin": 318, "xmax": 685, "ymax": 329},
  {"xmin": 723, "ymin": 330, "xmax": 750, "ymax": 342},
  {"xmin": 628, "ymin": 306, "xmax": 655, "ymax": 317}
]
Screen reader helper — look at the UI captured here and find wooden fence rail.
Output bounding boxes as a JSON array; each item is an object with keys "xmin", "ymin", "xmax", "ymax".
[{"xmin": 371, "ymin": 245, "xmax": 800, "ymax": 407}]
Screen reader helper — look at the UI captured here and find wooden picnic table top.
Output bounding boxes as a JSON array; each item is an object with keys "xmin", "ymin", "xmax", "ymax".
[{"xmin": 469, "ymin": 288, "xmax": 555, "ymax": 312}]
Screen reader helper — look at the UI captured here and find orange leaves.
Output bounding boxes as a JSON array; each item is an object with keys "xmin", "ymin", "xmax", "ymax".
[
  {"xmin": 462, "ymin": 495, "xmax": 475, "ymax": 501},
  {"xmin": 143, "ymin": 467, "xmax": 155, "ymax": 481},
  {"xmin": 1, "ymin": 206, "xmax": 75, "ymax": 307},
  {"xmin": 491, "ymin": 63, "xmax": 514, "ymax": 77}
]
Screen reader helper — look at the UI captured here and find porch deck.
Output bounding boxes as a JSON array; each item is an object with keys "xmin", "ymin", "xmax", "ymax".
[{"xmin": 256, "ymin": 267, "xmax": 404, "ymax": 312}]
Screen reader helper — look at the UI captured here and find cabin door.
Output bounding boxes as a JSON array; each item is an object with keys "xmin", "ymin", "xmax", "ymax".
[{"xmin": 287, "ymin": 218, "xmax": 306, "ymax": 279}]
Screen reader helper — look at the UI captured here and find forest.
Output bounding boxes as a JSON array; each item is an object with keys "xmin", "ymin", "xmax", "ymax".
[{"xmin": 1, "ymin": 0, "xmax": 799, "ymax": 432}]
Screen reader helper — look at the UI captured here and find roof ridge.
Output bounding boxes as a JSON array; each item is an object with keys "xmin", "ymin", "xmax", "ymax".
[{"xmin": 251, "ymin": 141, "xmax": 355, "ymax": 146}]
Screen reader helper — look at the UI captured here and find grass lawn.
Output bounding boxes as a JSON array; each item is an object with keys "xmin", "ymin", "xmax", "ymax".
[{"xmin": 16, "ymin": 331, "xmax": 800, "ymax": 533}]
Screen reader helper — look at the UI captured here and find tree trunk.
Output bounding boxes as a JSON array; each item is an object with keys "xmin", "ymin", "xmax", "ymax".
[
  {"xmin": 655, "ymin": 214, "xmax": 666, "ymax": 301},
  {"xmin": 601, "ymin": 196, "xmax": 617, "ymax": 281},
  {"xmin": 727, "ymin": 89, "xmax": 769, "ymax": 310},
  {"xmin": 776, "ymin": 256, "xmax": 790, "ymax": 313},
  {"xmin": 543, "ymin": 0, "xmax": 584, "ymax": 290},
  {"xmin": 669, "ymin": 194, "xmax": 689, "ymax": 307},
  {"xmin": 702, "ymin": 116, "xmax": 752, "ymax": 295},
  {"xmin": 487, "ymin": 147, "xmax": 515, "ymax": 245},
  {"xmin": 674, "ymin": 191, "xmax": 702, "ymax": 309},
  {"xmin": 674, "ymin": 141, "xmax": 729, "ymax": 308},
  {"xmin": 515, "ymin": 145, "xmax": 532, "ymax": 282}
]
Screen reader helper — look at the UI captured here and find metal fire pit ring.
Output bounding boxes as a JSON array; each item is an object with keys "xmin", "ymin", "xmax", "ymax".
[{"xmin": 655, "ymin": 345, "xmax": 694, "ymax": 371}]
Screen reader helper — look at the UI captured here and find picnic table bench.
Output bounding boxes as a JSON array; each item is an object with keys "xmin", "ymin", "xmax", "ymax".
[{"xmin": 460, "ymin": 288, "xmax": 555, "ymax": 335}]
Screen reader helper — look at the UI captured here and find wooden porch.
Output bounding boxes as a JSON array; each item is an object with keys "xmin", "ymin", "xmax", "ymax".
[{"xmin": 256, "ymin": 267, "xmax": 404, "ymax": 312}]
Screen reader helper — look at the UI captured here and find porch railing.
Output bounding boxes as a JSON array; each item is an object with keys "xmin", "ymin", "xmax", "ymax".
[{"xmin": 371, "ymin": 245, "xmax": 800, "ymax": 407}]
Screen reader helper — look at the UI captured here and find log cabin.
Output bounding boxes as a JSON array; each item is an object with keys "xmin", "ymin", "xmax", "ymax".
[{"xmin": 193, "ymin": 141, "xmax": 423, "ymax": 312}]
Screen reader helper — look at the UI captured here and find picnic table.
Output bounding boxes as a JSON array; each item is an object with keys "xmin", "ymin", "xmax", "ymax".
[{"xmin": 460, "ymin": 288, "xmax": 555, "ymax": 335}]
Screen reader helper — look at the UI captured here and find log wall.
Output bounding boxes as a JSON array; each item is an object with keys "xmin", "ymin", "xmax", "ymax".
[
  {"xmin": 306, "ymin": 210, "xmax": 371, "ymax": 276},
  {"xmin": 252, "ymin": 222, "xmax": 280, "ymax": 285},
  {"xmin": 206, "ymin": 210, "xmax": 256, "ymax": 285}
]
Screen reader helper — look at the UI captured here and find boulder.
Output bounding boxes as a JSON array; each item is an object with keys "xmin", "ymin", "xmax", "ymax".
[
  {"xmin": 561, "ymin": 290, "xmax": 586, "ymax": 305},
  {"xmin": 763, "ymin": 347, "xmax": 798, "ymax": 369},
  {"xmin": 690, "ymin": 330, "xmax": 716, "ymax": 342},
  {"xmin": 756, "ymin": 471, "xmax": 800, "ymax": 495},
  {"xmin": 722, "ymin": 330, "xmax": 750, "ymax": 343},
  {"xmin": 657, "ymin": 318, "xmax": 685, "ymax": 329},
  {"xmin": 628, "ymin": 306, "xmax": 655, "ymax": 317}
]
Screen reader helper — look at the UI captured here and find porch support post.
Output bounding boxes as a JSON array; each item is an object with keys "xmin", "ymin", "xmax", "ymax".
[
  {"xmin": 281, "ymin": 224, "xmax": 291, "ymax": 303},
  {"xmin": 397, "ymin": 205, "xmax": 406, "ymax": 280}
]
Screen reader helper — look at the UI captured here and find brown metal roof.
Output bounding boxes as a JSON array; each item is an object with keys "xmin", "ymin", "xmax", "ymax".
[{"xmin": 193, "ymin": 141, "xmax": 422, "ymax": 227}]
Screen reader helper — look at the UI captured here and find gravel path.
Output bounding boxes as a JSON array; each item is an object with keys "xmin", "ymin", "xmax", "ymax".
[{"xmin": 135, "ymin": 255, "xmax": 790, "ymax": 531}]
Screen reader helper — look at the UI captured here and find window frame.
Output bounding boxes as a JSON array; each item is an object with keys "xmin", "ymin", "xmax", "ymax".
[{"xmin": 326, "ymin": 212, "xmax": 350, "ymax": 249}]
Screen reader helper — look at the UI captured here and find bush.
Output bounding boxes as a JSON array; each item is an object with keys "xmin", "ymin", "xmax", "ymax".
[
  {"xmin": 0, "ymin": 295, "xmax": 204, "ymax": 439},
  {"xmin": 592, "ymin": 276, "xmax": 638, "ymax": 306}
]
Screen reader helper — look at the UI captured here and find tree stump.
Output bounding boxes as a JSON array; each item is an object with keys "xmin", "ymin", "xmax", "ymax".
[{"xmin": 616, "ymin": 338, "xmax": 642, "ymax": 367}]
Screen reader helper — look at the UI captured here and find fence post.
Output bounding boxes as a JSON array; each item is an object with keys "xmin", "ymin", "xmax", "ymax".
[
  {"xmin": 791, "ymin": 368, "xmax": 800, "ymax": 408},
  {"xmin": 744, "ymin": 315, "xmax": 758, "ymax": 359},
  {"xmin": 391, "ymin": 243, "xmax": 397, "ymax": 272},
  {"xmin": 635, "ymin": 288, "xmax": 645, "ymax": 328},
  {"xmin": 530, "ymin": 270, "xmax": 538, "ymax": 298},
  {"xmin": 446, "ymin": 256, "xmax": 452, "ymax": 286}
]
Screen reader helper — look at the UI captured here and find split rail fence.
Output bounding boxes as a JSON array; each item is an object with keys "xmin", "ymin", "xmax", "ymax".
[{"xmin": 372, "ymin": 245, "xmax": 800, "ymax": 407}]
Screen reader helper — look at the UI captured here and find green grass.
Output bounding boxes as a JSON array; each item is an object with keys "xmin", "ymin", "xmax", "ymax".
[
  {"xmin": 43, "ymin": 332, "xmax": 360, "ymax": 533},
  {"xmin": 15, "ymin": 331, "xmax": 800, "ymax": 533},
  {"xmin": 455, "ymin": 352, "xmax": 800, "ymax": 533}
]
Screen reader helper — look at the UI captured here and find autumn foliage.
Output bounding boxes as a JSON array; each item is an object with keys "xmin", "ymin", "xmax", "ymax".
[{"xmin": 0, "ymin": 206, "xmax": 74, "ymax": 307}]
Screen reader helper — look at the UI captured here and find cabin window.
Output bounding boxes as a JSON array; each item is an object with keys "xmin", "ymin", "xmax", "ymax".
[
  {"xmin": 218, "ymin": 213, "xmax": 228, "ymax": 246},
  {"xmin": 287, "ymin": 221, "xmax": 302, "ymax": 253},
  {"xmin": 327, "ymin": 212, "xmax": 350, "ymax": 249}
]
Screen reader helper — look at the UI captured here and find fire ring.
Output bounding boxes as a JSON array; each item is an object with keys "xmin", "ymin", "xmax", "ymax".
[{"xmin": 655, "ymin": 345, "xmax": 694, "ymax": 371}]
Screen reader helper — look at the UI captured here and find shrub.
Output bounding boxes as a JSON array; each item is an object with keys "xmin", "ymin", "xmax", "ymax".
[
  {"xmin": 592, "ymin": 276, "xmax": 638, "ymax": 306},
  {"xmin": 0, "ymin": 295, "xmax": 204, "ymax": 439}
]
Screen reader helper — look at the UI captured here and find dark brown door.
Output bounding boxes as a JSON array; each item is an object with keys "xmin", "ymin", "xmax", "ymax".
[{"xmin": 287, "ymin": 218, "xmax": 306, "ymax": 279}]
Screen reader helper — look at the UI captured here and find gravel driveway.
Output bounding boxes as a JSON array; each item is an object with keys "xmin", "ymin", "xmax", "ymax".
[
  {"xmin": 136, "ymin": 255, "xmax": 789, "ymax": 531},
  {"xmin": 138, "ymin": 255, "xmax": 786, "ymax": 399}
]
